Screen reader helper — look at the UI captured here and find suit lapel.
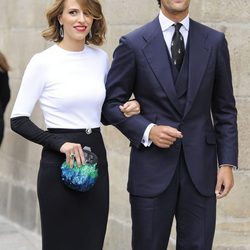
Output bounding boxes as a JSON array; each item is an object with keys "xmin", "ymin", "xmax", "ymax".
[
  {"xmin": 142, "ymin": 18, "xmax": 183, "ymax": 115},
  {"xmin": 184, "ymin": 19, "xmax": 210, "ymax": 117}
]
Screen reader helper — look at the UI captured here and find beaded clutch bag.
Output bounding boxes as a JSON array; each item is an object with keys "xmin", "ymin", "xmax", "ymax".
[{"xmin": 61, "ymin": 147, "xmax": 98, "ymax": 192}]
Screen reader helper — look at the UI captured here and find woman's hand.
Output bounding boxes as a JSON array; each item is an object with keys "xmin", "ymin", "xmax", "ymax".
[
  {"xmin": 60, "ymin": 142, "xmax": 85, "ymax": 168},
  {"xmin": 120, "ymin": 100, "xmax": 140, "ymax": 117}
]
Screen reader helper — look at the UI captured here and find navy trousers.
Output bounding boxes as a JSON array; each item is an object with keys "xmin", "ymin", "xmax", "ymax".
[{"xmin": 130, "ymin": 151, "xmax": 216, "ymax": 250}]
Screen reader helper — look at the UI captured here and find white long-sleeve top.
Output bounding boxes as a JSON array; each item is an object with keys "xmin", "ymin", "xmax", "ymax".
[{"xmin": 11, "ymin": 44, "xmax": 109, "ymax": 129}]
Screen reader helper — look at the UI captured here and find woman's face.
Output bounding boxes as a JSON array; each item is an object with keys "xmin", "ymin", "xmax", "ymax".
[{"xmin": 58, "ymin": 0, "xmax": 93, "ymax": 47}]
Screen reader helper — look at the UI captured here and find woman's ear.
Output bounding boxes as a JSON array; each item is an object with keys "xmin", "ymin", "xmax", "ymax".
[{"xmin": 58, "ymin": 15, "xmax": 62, "ymax": 25}]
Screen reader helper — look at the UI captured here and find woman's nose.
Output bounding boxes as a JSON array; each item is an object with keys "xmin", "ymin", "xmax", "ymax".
[{"xmin": 78, "ymin": 12, "xmax": 87, "ymax": 22}]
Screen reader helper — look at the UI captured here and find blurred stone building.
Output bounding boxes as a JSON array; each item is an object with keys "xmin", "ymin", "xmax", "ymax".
[{"xmin": 0, "ymin": 0, "xmax": 249, "ymax": 249}]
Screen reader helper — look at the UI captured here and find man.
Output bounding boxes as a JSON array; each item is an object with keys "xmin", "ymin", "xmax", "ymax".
[{"xmin": 102, "ymin": 0, "xmax": 238, "ymax": 249}]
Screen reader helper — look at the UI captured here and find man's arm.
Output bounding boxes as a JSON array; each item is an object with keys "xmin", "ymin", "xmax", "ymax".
[
  {"xmin": 212, "ymin": 34, "xmax": 238, "ymax": 198},
  {"xmin": 102, "ymin": 36, "xmax": 151, "ymax": 147},
  {"xmin": 212, "ymin": 34, "xmax": 238, "ymax": 166}
]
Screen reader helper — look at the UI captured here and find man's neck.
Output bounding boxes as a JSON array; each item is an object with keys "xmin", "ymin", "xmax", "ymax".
[{"xmin": 161, "ymin": 8, "xmax": 189, "ymax": 23}]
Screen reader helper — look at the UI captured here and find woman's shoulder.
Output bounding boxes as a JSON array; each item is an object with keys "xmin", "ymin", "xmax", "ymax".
[
  {"xmin": 32, "ymin": 45, "xmax": 56, "ymax": 59},
  {"xmin": 21, "ymin": 46, "xmax": 56, "ymax": 74},
  {"xmin": 27, "ymin": 45, "xmax": 57, "ymax": 67},
  {"xmin": 86, "ymin": 46, "xmax": 108, "ymax": 59}
]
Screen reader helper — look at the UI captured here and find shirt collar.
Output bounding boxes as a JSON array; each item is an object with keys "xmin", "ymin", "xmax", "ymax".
[{"xmin": 159, "ymin": 10, "xmax": 190, "ymax": 32}]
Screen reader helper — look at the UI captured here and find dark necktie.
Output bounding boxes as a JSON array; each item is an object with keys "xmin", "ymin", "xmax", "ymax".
[{"xmin": 171, "ymin": 23, "xmax": 185, "ymax": 71}]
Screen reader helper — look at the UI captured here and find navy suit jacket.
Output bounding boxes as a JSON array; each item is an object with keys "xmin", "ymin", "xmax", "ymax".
[{"xmin": 102, "ymin": 17, "xmax": 238, "ymax": 197}]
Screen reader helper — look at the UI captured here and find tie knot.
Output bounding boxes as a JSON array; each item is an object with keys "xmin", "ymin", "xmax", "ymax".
[{"xmin": 174, "ymin": 23, "xmax": 182, "ymax": 31}]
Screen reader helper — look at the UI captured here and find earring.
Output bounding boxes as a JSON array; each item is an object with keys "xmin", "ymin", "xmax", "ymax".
[
  {"xmin": 88, "ymin": 30, "xmax": 92, "ymax": 39},
  {"xmin": 59, "ymin": 25, "xmax": 64, "ymax": 38}
]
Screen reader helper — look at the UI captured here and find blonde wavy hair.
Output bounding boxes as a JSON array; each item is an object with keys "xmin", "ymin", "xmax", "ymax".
[{"xmin": 42, "ymin": 0, "xmax": 106, "ymax": 46}]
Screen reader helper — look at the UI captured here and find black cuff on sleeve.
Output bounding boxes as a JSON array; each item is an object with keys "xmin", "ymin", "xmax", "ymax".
[{"xmin": 10, "ymin": 116, "xmax": 65, "ymax": 152}]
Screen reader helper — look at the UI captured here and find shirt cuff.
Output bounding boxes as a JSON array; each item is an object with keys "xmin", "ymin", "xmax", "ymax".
[
  {"xmin": 141, "ymin": 123, "xmax": 155, "ymax": 147},
  {"xmin": 219, "ymin": 164, "xmax": 237, "ymax": 170}
]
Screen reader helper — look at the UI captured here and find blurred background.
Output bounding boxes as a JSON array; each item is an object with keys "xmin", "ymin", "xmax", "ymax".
[{"xmin": 0, "ymin": 0, "xmax": 249, "ymax": 249}]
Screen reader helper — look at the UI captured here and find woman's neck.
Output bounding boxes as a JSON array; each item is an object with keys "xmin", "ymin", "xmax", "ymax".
[{"xmin": 58, "ymin": 39, "xmax": 85, "ymax": 52}]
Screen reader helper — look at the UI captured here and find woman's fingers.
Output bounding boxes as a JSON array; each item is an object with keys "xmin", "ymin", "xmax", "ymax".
[
  {"xmin": 60, "ymin": 142, "xmax": 85, "ymax": 168},
  {"xmin": 73, "ymin": 144, "xmax": 84, "ymax": 167},
  {"xmin": 120, "ymin": 100, "xmax": 140, "ymax": 117},
  {"xmin": 69, "ymin": 150, "xmax": 75, "ymax": 168}
]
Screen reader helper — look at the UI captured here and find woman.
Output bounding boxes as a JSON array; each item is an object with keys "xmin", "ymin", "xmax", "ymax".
[
  {"xmin": 10, "ymin": 0, "xmax": 139, "ymax": 249},
  {"xmin": 0, "ymin": 51, "xmax": 11, "ymax": 146}
]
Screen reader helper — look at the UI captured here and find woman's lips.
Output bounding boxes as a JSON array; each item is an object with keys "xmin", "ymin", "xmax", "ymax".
[
  {"xmin": 74, "ymin": 26, "xmax": 87, "ymax": 32},
  {"xmin": 173, "ymin": 0, "xmax": 184, "ymax": 3}
]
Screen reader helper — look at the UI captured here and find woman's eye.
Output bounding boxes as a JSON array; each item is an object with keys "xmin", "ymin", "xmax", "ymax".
[
  {"xmin": 83, "ymin": 11, "xmax": 90, "ymax": 17},
  {"xmin": 69, "ymin": 10, "xmax": 77, "ymax": 15}
]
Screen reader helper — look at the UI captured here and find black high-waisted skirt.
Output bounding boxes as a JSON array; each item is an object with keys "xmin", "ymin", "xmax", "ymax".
[{"xmin": 37, "ymin": 128, "xmax": 109, "ymax": 250}]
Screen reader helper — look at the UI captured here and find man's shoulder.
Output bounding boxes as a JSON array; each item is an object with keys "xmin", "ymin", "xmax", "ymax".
[
  {"xmin": 123, "ymin": 17, "xmax": 159, "ymax": 41},
  {"xmin": 190, "ymin": 19, "xmax": 225, "ymax": 39}
]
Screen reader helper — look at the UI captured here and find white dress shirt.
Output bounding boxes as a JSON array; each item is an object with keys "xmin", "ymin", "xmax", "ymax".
[{"xmin": 141, "ymin": 11, "xmax": 190, "ymax": 147}]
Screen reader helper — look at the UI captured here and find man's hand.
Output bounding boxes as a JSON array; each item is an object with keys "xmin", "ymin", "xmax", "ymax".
[
  {"xmin": 215, "ymin": 166, "xmax": 234, "ymax": 199},
  {"xmin": 149, "ymin": 125, "xmax": 183, "ymax": 148}
]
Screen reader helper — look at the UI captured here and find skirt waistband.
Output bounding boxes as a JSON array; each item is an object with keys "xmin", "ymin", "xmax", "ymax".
[{"xmin": 47, "ymin": 128, "xmax": 100, "ymax": 135}]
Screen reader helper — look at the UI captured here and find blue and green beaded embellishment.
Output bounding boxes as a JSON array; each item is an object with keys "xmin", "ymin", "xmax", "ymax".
[{"xmin": 61, "ymin": 160, "xmax": 98, "ymax": 192}]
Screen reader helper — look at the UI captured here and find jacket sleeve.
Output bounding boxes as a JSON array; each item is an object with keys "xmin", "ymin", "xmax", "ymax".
[
  {"xmin": 102, "ymin": 36, "xmax": 151, "ymax": 148},
  {"xmin": 211, "ymin": 34, "xmax": 238, "ymax": 167}
]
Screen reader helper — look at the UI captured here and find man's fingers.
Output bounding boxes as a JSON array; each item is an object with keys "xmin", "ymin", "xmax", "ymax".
[
  {"xmin": 149, "ymin": 125, "xmax": 183, "ymax": 148},
  {"xmin": 159, "ymin": 136, "xmax": 175, "ymax": 145},
  {"xmin": 155, "ymin": 142, "xmax": 172, "ymax": 148},
  {"xmin": 216, "ymin": 186, "xmax": 229, "ymax": 199},
  {"xmin": 215, "ymin": 179, "xmax": 231, "ymax": 199},
  {"xmin": 215, "ymin": 177, "xmax": 223, "ymax": 197},
  {"xmin": 160, "ymin": 129, "xmax": 182, "ymax": 141},
  {"xmin": 217, "ymin": 180, "xmax": 234, "ymax": 199},
  {"xmin": 216, "ymin": 167, "xmax": 234, "ymax": 199},
  {"xmin": 155, "ymin": 135, "xmax": 176, "ymax": 148},
  {"xmin": 166, "ymin": 127, "xmax": 183, "ymax": 138}
]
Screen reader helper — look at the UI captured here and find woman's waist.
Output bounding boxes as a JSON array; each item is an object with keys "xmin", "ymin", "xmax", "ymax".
[
  {"xmin": 46, "ymin": 127, "xmax": 104, "ymax": 152},
  {"xmin": 43, "ymin": 113, "xmax": 102, "ymax": 130},
  {"xmin": 47, "ymin": 127, "xmax": 100, "ymax": 134},
  {"xmin": 42, "ymin": 127, "xmax": 105, "ymax": 161}
]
